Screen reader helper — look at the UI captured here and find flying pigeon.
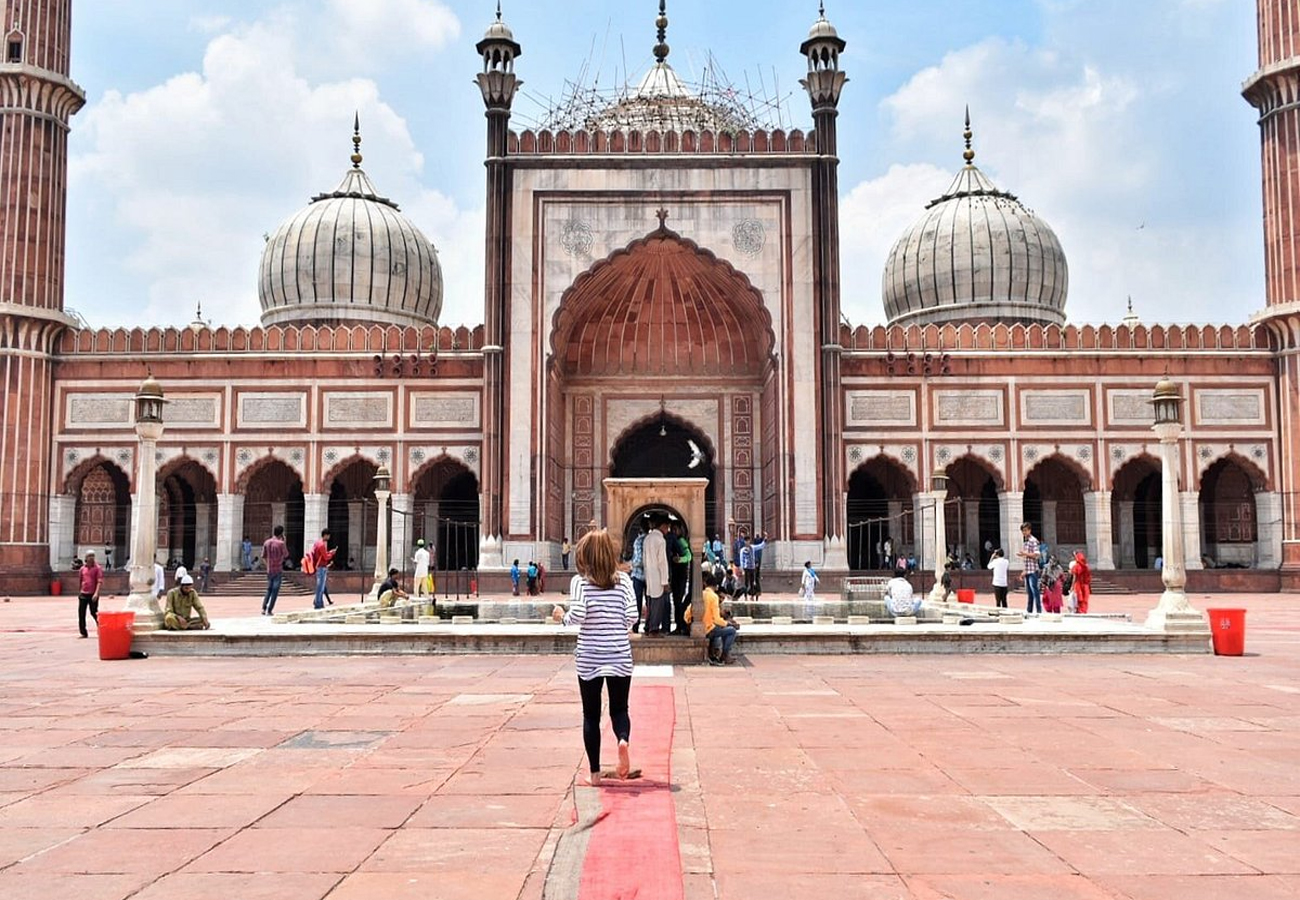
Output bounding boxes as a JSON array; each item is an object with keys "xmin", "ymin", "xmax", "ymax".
[{"xmin": 687, "ymin": 439, "xmax": 705, "ymax": 469}]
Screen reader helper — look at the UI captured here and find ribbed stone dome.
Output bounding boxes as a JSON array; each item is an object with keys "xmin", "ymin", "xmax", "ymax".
[
  {"xmin": 259, "ymin": 164, "xmax": 443, "ymax": 328},
  {"xmin": 882, "ymin": 161, "xmax": 1068, "ymax": 328}
]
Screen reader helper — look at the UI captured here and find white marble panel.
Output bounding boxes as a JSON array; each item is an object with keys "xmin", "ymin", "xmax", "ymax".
[
  {"xmin": 165, "ymin": 394, "xmax": 221, "ymax": 429},
  {"xmin": 66, "ymin": 393, "xmax": 133, "ymax": 428},
  {"xmin": 1195, "ymin": 389, "xmax": 1266, "ymax": 425},
  {"xmin": 326, "ymin": 392, "xmax": 393, "ymax": 428},
  {"xmin": 409, "ymin": 392, "xmax": 481, "ymax": 429},
  {"xmin": 1108, "ymin": 389, "xmax": 1155, "ymax": 424},
  {"xmin": 1021, "ymin": 389, "xmax": 1091, "ymax": 426},
  {"xmin": 238, "ymin": 392, "xmax": 306, "ymax": 428},
  {"xmin": 934, "ymin": 389, "xmax": 1004, "ymax": 426},
  {"xmin": 846, "ymin": 390, "xmax": 915, "ymax": 427}
]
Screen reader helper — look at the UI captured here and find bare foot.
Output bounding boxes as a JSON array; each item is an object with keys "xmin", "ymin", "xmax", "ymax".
[
  {"xmin": 588, "ymin": 770, "xmax": 602, "ymax": 787},
  {"xmin": 616, "ymin": 740, "xmax": 630, "ymax": 779}
]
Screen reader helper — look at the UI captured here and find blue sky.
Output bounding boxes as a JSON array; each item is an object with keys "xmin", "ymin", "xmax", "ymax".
[{"xmin": 65, "ymin": 0, "xmax": 1259, "ymax": 328}]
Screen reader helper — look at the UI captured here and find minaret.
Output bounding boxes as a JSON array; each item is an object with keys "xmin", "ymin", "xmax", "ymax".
[
  {"xmin": 801, "ymin": 4, "xmax": 849, "ymax": 568},
  {"xmin": 475, "ymin": 3, "xmax": 521, "ymax": 568},
  {"xmin": 0, "ymin": 1, "xmax": 85, "ymax": 588},
  {"xmin": 1244, "ymin": 0, "xmax": 1300, "ymax": 577}
]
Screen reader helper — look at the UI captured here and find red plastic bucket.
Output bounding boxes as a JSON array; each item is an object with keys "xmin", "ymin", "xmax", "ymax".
[
  {"xmin": 50, "ymin": 579, "xmax": 62, "ymax": 596},
  {"xmin": 97, "ymin": 610, "xmax": 136, "ymax": 661},
  {"xmin": 956, "ymin": 588, "xmax": 975, "ymax": 604},
  {"xmin": 1206, "ymin": 608, "xmax": 1246, "ymax": 656}
]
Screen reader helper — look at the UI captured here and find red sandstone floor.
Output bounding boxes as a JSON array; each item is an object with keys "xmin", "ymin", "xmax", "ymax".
[{"xmin": 0, "ymin": 589, "xmax": 1297, "ymax": 899}]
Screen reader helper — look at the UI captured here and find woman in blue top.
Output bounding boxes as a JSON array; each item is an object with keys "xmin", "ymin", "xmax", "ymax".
[{"xmin": 552, "ymin": 529, "xmax": 639, "ymax": 785}]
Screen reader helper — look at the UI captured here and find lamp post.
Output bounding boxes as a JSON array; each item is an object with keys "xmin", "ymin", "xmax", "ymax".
[
  {"xmin": 368, "ymin": 465, "xmax": 392, "ymax": 600},
  {"xmin": 124, "ymin": 373, "xmax": 167, "ymax": 630},
  {"xmin": 927, "ymin": 468, "xmax": 950, "ymax": 603},
  {"xmin": 1145, "ymin": 376, "xmax": 1208, "ymax": 633}
]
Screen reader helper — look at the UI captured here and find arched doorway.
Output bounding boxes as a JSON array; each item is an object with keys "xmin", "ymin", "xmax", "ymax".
[
  {"xmin": 1023, "ymin": 456, "xmax": 1088, "ymax": 559},
  {"xmin": 412, "ymin": 458, "xmax": 481, "ymax": 571},
  {"xmin": 945, "ymin": 456, "xmax": 1002, "ymax": 565},
  {"xmin": 1113, "ymin": 457, "xmax": 1162, "ymax": 569},
  {"xmin": 1199, "ymin": 456, "xmax": 1261, "ymax": 568},
  {"xmin": 326, "ymin": 458, "xmax": 377, "ymax": 571},
  {"xmin": 610, "ymin": 417, "xmax": 718, "ymax": 540},
  {"xmin": 847, "ymin": 456, "xmax": 915, "ymax": 570},
  {"xmin": 158, "ymin": 460, "xmax": 217, "ymax": 569},
  {"xmin": 242, "ymin": 459, "xmax": 306, "ymax": 567},
  {"xmin": 73, "ymin": 460, "xmax": 130, "ymax": 567}
]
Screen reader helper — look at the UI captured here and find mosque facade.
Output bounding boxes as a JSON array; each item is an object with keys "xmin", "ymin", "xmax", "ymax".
[{"xmin": 0, "ymin": 1, "xmax": 1296, "ymax": 593}]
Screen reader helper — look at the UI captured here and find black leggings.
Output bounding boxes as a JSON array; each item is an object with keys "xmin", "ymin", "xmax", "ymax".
[{"xmin": 578, "ymin": 675, "xmax": 631, "ymax": 773}]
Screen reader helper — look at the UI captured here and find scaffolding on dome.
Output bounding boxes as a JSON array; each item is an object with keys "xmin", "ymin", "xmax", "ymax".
[{"xmin": 520, "ymin": 47, "xmax": 794, "ymax": 136}]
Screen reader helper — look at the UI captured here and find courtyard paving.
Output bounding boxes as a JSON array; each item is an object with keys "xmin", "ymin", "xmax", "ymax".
[{"xmin": 0, "ymin": 588, "xmax": 1297, "ymax": 899}]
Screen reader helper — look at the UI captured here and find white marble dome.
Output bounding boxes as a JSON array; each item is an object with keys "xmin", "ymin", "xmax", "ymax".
[
  {"xmin": 259, "ymin": 164, "xmax": 443, "ymax": 328},
  {"xmin": 882, "ymin": 160, "xmax": 1068, "ymax": 328}
]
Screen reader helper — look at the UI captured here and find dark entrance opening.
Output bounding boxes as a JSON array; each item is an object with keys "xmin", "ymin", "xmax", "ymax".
[{"xmin": 610, "ymin": 419, "xmax": 717, "ymax": 539}]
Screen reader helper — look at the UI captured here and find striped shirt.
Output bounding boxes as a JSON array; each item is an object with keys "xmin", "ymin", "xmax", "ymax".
[{"xmin": 563, "ymin": 573, "xmax": 639, "ymax": 680}]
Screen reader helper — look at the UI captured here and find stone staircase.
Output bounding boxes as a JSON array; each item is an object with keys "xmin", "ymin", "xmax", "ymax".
[{"xmin": 201, "ymin": 571, "xmax": 312, "ymax": 597}]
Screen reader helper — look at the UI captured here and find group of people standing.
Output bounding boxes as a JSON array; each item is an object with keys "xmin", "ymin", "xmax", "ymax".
[{"xmin": 990, "ymin": 523, "xmax": 1092, "ymax": 614}]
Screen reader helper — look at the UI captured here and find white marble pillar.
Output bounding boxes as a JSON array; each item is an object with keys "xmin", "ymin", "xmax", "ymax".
[
  {"xmin": 368, "ymin": 488, "xmax": 391, "ymax": 599},
  {"xmin": 48, "ymin": 494, "xmax": 77, "ymax": 571},
  {"xmin": 194, "ymin": 502, "xmax": 213, "ymax": 567},
  {"xmin": 1145, "ymin": 424, "xmax": 1206, "ymax": 632},
  {"xmin": 214, "ymin": 494, "xmax": 243, "ymax": 571},
  {"xmin": 1181, "ymin": 492, "xmax": 1204, "ymax": 571},
  {"xmin": 1256, "ymin": 491, "xmax": 1282, "ymax": 568},
  {"xmin": 1084, "ymin": 491, "xmax": 1115, "ymax": 569},
  {"xmin": 390, "ymin": 493, "xmax": 412, "ymax": 572},
  {"xmin": 125, "ymin": 428, "xmax": 164, "ymax": 630},
  {"xmin": 914, "ymin": 494, "xmax": 936, "ymax": 569},
  {"xmin": 926, "ymin": 491, "xmax": 948, "ymax": 602},
  {"xmin": 303, "ymin": 493, "xmax": 328, "ymax": 549},
  {"xmin": 998, "ymin": 491, "xmax": 1025, "ymax": 570}
]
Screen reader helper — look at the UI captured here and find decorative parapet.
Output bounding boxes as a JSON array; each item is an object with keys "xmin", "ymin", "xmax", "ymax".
[
  {"xmin": 838, "ymin": 322, "xmax": 1272, "ymax": 354},
  {"xmin": 57, "ymin": 323, "xmax": 485, "ymax": 356},
  {"xmin": 508, "ymin": 128, "xmax": 816, "ymax": 156}
]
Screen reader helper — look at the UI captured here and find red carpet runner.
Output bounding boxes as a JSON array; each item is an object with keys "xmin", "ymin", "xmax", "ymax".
[{"xmin": 578, "ymin": 684, "xmax": 682, "ymax": 900}]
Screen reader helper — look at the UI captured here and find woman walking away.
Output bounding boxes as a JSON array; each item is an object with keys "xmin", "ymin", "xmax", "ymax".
[
  {"xmin": 552, "ymin": 530, "xmax": 640, "ymax": 786},
  {"xmin": 1070, "ymin": 551, "xmax": 1092, "ymax": 614}
]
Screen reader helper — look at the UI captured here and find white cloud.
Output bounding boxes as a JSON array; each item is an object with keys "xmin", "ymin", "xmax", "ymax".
[
  {"xmin": 324, "ymin": 0, "xmax": 459, "ymax": 62},
  {"xmin": 841, "ymin": 32, "xmax": 1254, "ymax": 326},
  {"xmin": 68, "ymin": 5, "xmax": 478, "ymax": 329}
]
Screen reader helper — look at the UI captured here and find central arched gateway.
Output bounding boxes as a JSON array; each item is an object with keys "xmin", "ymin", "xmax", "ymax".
[{"xmin": 610, "ymin": 416, "xmax": 718, "ymax": 539}]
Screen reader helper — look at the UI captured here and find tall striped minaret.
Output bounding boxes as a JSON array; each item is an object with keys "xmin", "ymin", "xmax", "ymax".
[{"xmin": 0, "ymin": 1, "xmax": 84, "ymax": 588}]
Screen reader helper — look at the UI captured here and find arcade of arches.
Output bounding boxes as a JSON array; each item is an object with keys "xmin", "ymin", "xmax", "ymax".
[{"xmin": 844, "ymin": 453, "xmax": 1273, "ymax": 572}]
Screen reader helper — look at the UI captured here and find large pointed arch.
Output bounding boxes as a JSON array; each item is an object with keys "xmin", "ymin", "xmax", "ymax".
[{"xmin": 550, "ymin": 225, "xmax": 777, "ymax": 378}]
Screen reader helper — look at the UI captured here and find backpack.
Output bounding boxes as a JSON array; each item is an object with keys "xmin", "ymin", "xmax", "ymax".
[{"xmin": 301, "ymin": 553, "xmax": 316, "ymax": 575}]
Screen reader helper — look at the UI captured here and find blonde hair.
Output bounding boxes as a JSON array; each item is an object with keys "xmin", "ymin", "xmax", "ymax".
[{"xmin": 575, "ymin": 529, "xmax": 619, "ymax": 589}]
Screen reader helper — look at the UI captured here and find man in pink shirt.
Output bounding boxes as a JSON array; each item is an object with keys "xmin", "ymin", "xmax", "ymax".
[{"xmin": 77, "ymin": 550, "xmax": 105, "ymax": 638}]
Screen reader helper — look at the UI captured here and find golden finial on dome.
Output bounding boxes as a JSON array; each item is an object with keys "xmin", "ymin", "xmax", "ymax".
[
  {"xmin": 351, "ymin": 113, "xmax": 363, "ymax": 169},
  {"xmin": 963, "ymin": 106, "xmax": 975, "ymax": 166}
]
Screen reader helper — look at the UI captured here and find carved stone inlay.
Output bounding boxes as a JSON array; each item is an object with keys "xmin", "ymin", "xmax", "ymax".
[
  {"xmin": 559, "ymin": 219, "xmax": 594, "ymax": 257},
  {"xmin": 240, "ymin": 394, "xmax": 305, "ymax": 426},
  {"xmin": 732, "ymin": 219, "xmax": 766, "ymax": 258},
  {"xmin": 326, "ymin": 393, "xmax": 392, "ymax": 426},
  {"xmin": 935, "ymin": 390, "xmax": 1003, "ymax": 425},
  {"xmin": 847, "ymin": 391, "xmax": 915, "ymax": 426},
  {"xmin": 410, "ymin": 394, "xmax": 480, "ymax": 428},
  {"xmin": 1197, "ymin": 390, "xmax": 1265, "ymax": 424},
  {"xmin": 1023, "ymin": 391, "xmax": 1089, "ymax": 424},
  {"xmin": 68, "ymin": 394, "xmax": 132, "ymax": 427}
]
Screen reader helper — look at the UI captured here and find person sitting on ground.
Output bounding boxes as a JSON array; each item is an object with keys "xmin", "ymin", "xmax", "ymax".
[
  {"xmin": 162, "ymin": 574, "xmax": 210, "ymax": 631},
  {"xmin": 377, "ymin": 568, "xmax": 410, "ymax": 609},
  {"xmin": 702, "ymin": 571, "xmax": 739, "ymax": 665},
  {"xmin": 884, "ymin": 570, "xmax": 922, "ymax": 617}
]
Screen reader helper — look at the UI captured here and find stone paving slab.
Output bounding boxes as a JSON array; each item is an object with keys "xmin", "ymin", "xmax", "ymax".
[{"xmin": 0, "ymin": 591, "xmax": 1296, "ymax": 898}]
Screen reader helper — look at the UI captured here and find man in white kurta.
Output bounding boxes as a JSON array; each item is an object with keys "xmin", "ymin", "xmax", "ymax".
[{"xmin": 412, "ymin": 539, "xmax": 431, "ymax": 598}]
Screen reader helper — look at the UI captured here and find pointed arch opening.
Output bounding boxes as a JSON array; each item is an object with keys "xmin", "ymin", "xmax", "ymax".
[
  {"xmin": 1023, "ymin": 455, "xmax": 1089, "ymax": 558},
  {"xmin": 1112, "ymin": 456, "xmax": 1162, "ymax": 569},
  {"xmin": 326, "ymin": 457, "xmax": 378, "ymax": 572},
  {"xmin": 242, "ymin": 459, "xmax": 306, "ymax": 567},
  {"xmin": 847, "ymin": 455, "xmax": 916, "ymax": 571},
  {"xmin": 72, "ymin": 460, "xmax": 131, "ymax": 566},
  {"xmin": 157, "ymin": 459, "xmax": 217, "ymax": 569},
  {"xmin": 610, "ymin": 415, "xmax": 718, "ymax": 539},
  {"xmin": 1199, "ymin": 456, "xmax": 1260, "ymax": 568},
  {"xmin": 945, "ymin": 455, "xmax": 1003, "ymax": 566},
  {"xmin": 411, "ymin": 457, "xmax": 480, "ymax": 572}
]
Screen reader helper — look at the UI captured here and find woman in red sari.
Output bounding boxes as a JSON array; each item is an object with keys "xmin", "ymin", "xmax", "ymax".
[{"xmin": 1070, "ymin": 551, "xmax": 1092, "ymax": 614}]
